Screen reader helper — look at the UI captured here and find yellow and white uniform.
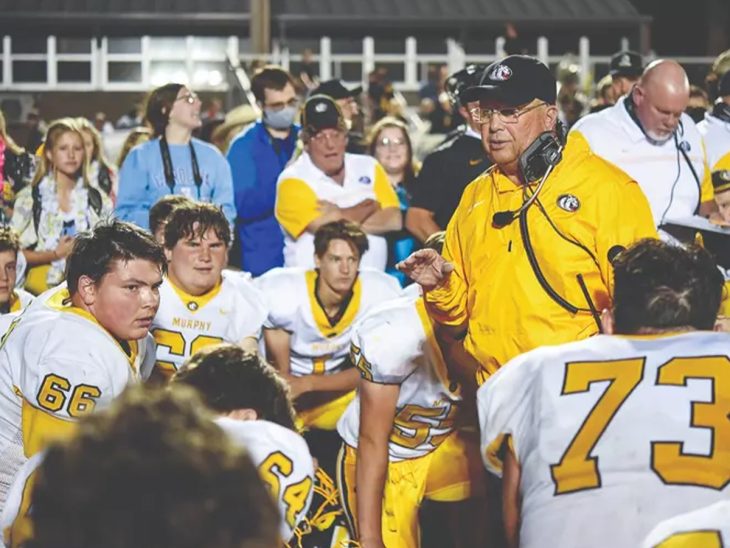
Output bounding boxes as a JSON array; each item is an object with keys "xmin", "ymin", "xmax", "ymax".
[
  {"xmin": 151, "ymin": 270, "xmax": 267, "ymax": 376},
  {"xmin": 275, "ymin": 152, "xmax": 400, "ymax": 271},
  {"xmin": 0, "ymin": 285, "xmax": 150, "ymax": 508},
  {"xmin": 478, "ymin": 331, "xmax": 730, "ymax": 548},
  {"xmin": 3, "ymin": 290, "xmax": 33, "ymax": 315},
  {"xmin": 697, "ymin": 111, "xmax": 730, "ymax": 172},
  {"xmin": 256, "ymin": 266, "xmax": 401, "ymax": 429},
  {"xmin": 571, "ymin": 97, "xmax": 713, "ymax": 225},
  {"xmin": 642, "ymin": 500, "xmax": 730, "ymax": 548},
  {"xmin": 337, "ymin": 296, "xmax": 484, "ymax": 547},
  {"xmin": 215, "ymin": 418, "xmax": 315, "ymax": 543},
  {"xmin": 1, "ymin": 451, "xmax": 44, "ymax": 548}
]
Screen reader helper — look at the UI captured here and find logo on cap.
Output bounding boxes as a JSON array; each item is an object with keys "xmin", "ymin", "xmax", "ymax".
[
  {"xmin": 619, "ymin": 54, "xmax": 631, "ymax": 67},
  {"xmin": 315, "ymin": 102, "xmax": 328, "ymax": 113},
  {"xmin": 557, "ymin": 194, "xmax": 580, "ymax": 212},
  {"xmin": 489, "ymin": 64, "xmax": 513, "ymax": 82}
]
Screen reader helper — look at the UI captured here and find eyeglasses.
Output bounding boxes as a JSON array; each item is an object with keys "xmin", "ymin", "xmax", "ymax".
[
  {"xmin": 375, "ymin": 136, "xmax": 406, "ymax": 148},
  {"xmin": 310, "ymin": 130, "xmax": 346, "ymax": 144},
  {"xmin": 264, "ymin": 97, "xmax": 299, "ymax": 111},
  {"xmin": 176, "ymin": 91, "xmax": 199, "ymax": 105},
  {"xmin": 469, "ymin": 101, "xmax": 547, "ymax": 125}
]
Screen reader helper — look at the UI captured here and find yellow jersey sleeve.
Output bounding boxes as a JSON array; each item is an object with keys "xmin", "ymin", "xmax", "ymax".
[
  {"xmin": 275, "ymin": 177, "xmax": 320, "ymax": 238},
  {"xmin": 700, "ymin": 142, "xmax": 714, "ymax": 203},
  {"xmin": 373, "ymin": 162, "xmax": 401, "ymax": 209}
]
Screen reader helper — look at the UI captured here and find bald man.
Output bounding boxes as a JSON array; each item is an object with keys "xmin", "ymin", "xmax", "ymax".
[{"xmin": 572, "ymin": 59, "xmax": 714, "ymax": 231}]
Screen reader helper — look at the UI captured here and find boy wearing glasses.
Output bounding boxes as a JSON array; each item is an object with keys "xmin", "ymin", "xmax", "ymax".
[
  {"xmin": 399, "ymin": 55, "xmax": 656, "ymax": 385},
  {"xmin": 275, "ymin": 95, "xmax": 401, "ymax": 271}
]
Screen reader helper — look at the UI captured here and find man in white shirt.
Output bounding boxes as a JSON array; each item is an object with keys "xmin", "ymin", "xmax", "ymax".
[
  {"xmin": 275, "ymin": 95, "xmax": 401, "ymax": 270},
  {"xmin": 571, "ymin": 60, "xmax": 714, "ymax": 231}
]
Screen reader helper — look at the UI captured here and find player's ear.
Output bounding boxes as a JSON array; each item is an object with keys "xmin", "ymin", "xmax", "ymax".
[
  {"xmin": 600, "ymin": 308, "xmax": 614, "ymax": 335},
  {"xmin": 76, "ymin": 274, "xmax": 97, "ymax": 306},
  {"xmin": 227, "ymin": 408, "xmax": 258, "ymax": 421}
]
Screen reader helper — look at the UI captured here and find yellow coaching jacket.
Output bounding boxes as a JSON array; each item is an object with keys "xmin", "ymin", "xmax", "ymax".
[{"xmin": 425, "ymin": 132, "xmax": 657, "ymax": 378}]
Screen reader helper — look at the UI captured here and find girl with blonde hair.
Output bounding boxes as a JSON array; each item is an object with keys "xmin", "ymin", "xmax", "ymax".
[{"xmin": 76, "ymin": 117, "xmax": 117, "ymax": 200}]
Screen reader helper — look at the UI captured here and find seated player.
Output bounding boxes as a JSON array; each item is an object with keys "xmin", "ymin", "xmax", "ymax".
[
  {"xmin": 256, "ymin": 220, "xmax": 401, "ymax": 545},
  {"xmin": 642, "ymin": 500, "xmax": 730, "ymax": 548},
  {"xmin": 0, "ymin": 226, "xmax": 33, "ymax": 315},
  {"xmin": 478, "ymin": 239, "xmax": 730, "ymax": 548},
  {"xmin": 151, "ymin": 203, "xmax": 267, "ymax": 379},
  {"xmin": 148, "ymin": 194, "xmax": 194, "ymax": 245},
  {"xmin": 172, "ymin": 344, "xmax": 317, "ymax": 544},
  {"xmin": 0, "ymin": 220, "xmax": 164, "ymax": 507},
  {"xmin": 4, "ymin": 385, "xmax": 280, "ymax": 548},
  {"xmin": 336, "ymin": 287, "xmax": 485, "ymax": 548}
]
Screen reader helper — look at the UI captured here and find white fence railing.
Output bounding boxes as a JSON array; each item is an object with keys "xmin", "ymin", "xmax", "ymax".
[{"xmin": 0, "ymin": 34, "xmax": 720, "ymax": 94}]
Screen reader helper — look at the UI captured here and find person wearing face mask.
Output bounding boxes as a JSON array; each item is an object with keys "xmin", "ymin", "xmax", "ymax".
[
  {"xmin": 227, "ymin": 66, "xmax": 301, "ymax": 276},
  {"xmin": 116, "ymin": 83, "xmax": 235, "ymax": 231},
  {"xmin": 571, "ymin": 60, "xmax": 715, "ymax": 230}
]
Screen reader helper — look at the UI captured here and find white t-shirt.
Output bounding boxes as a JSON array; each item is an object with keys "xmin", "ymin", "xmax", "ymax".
[
  {"xmin": 275, "ymin": 152, "xmax": 400, "ymax": 270},
  {"xmin": 571, "ymin": 96, "xmax": 713, "ymax": 226},
  {"xmin": 478, "ymin": 330, "xmax": 730, "ymax": 548}
]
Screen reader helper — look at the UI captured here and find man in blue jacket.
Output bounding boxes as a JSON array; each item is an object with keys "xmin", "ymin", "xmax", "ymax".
[{"xmin": 227, "ymin": 66, "xmax": 300, "ymax": 276}]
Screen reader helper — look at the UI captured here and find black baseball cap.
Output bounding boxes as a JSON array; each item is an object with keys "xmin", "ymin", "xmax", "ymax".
[
  {"xmin": 311, "ymin": 79, "xmax": 363, "ymax": 100},
  {"xmin": 609, "ymin": 50, "xmax": 643, "ymax": 78},
  {"xmin": 461, "ymin": 55, "xmax": 557, "ymax": 106},
  {"xmin": 719, "ymin": 70, "xmax": 730, "ymax": 97},
  {"xmin": 445, "ymin": 64, "xmax": 487, "ymax": 106},
  {"xmin": 301, "ymin": 94, "xmax": 346, "ymax": 134}
]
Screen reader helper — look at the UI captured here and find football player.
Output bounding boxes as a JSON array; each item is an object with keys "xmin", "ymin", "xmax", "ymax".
[
  {"xmin": 0, "ymin": 220, "xmax": 164, "ymax": 508},
  {"xmin": 0, "ymin": 226, "xmax": 33, "ymax": 315},
  {"xmin": 336, "ymin": 290, "xmax": 485, "ymax": 548},
  {"xmin": 148, "ymin": 194, "xmax": 194, "ymax": 245},
  {"xmin": 642, "ymin": 500, "xmax": 730, "ymax": 548},
  {"xmin": 172, "ymin": 343, "xmax": 316, "ymax": 544},
  {"xmin": 150, "ymin": 202, "xmax": 267, "ymax": 379},
  {"xmin": 478, "ymin": 239, "xmax": 730, "ymax": 548}
]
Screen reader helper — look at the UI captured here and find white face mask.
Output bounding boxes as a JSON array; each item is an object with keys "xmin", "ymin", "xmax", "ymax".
[{"xmin": 263, "ymin": 105, "xmax": 297, "ymax": 130}]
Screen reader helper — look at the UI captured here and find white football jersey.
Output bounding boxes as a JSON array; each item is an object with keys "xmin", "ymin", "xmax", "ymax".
[
  {"xmin": 478, "ymin": 331, "xmax": 730, "ymax": 548},
  {"xmin": 3, "ymin": 290, "xmax": 33, "ymax": 315},
  {"xmin": 642, "ymin": 500, "xmax": 730, "ymax": 548},
  {"xmin": 338, "ymin": 296, "xmax": 462, "ymax": 461},
  {"xmin": 216, "ymin": 418, "xmax": 315, "ymax": 541},
  {"xmin": 152, "ymin": 270, "xmax": 267, "ymax": 374},
  {"xmin": 256, "ymin": 267, "xmax": 401, "ymax": 377},
  {"xmin": 697, "ymin": 112, "xmax": 730, "ymax": 171},
  {"xmin": 1, "ymin": 451, "xmax": 44, "ymax": 547},
  {"xmin": 0, "ymin": 286, "xmax": 149, "ymax": 508}
]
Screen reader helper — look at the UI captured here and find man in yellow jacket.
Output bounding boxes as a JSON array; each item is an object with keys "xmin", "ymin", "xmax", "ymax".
[{"xmin": 398, "ymin": 55, "xmax": 657, "ymax": 383}]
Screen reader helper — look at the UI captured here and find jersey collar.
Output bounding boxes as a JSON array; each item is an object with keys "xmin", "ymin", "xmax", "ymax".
[
  {"xmin": 306, "ymin": 269, "xmax": 361, "ymax": 338},
  {"xmin": 167, "ymin": 276, "xmax": 222, "ymax": 313}
]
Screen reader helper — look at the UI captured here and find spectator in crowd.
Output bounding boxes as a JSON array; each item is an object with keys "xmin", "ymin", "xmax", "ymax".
[
  {"xmin": 479, "ymin": 239, "xmax": 729, "ymax": 548},
  {"xmin": 210, "ymin": 105, "xmax": 258, "ymax": 153},
  {"xmin": 275, "ymin": 95, "xmax": 401, "ymax": 271},
  {"xmin": 172, "ymin": 344, "xmax": 317, "ymax": 544},
  {"xmin": 367, "ymin": 116, "xmax": 418, "ymax": 285},
  {"xmin": 227, "ymin": 66, "xmax": 300, "ymax": 276},
  {"xmin": 0, "ymin": 109, "xmax": 35, "ymax": 222},
  {"xmin": 686, "ymin": 85, "xmax": 710, "ymax": 123},
  {"xmin": 11, "ymin": 118, "xmax": 112, "ymax": 294},
  {"xmin": 24, "ymin": 109, "xmax": 44, "ymax": 154},
  {"xmin": 0, "ymin": 226, "xmax": 33, "ymax": 315},
  {"xmin": 23, "ymin": 386, "xmax": 281, "ymax": 548},
  {"xmin": 0, "ymin": 220, "xmax": 164, "ymax": 508},
  {"xmin": 367, "ymin": 67, "xmax": 395, "ymax": 124},
  {"xmin": 200, "ymin": 97, "xmax": 226, "ymax": 143},
  {"xmin": 76, "ymin": 117, "xmax": 117, "ymax": 199},
  {"xmin": 148, "ymin": 194, "xmax": 194, "ymax": 244},
  {"xmin": 588, "ymin": 74, "xmax": 617, "ymax": 113},
  {"xmin": 398, "ymin": 55, "xmax": 656, "ymax": 383},
  {"xmin": 420, "ymin": 64, "xmax": 455, "ymax": 134},
  {"xmin": 406, "ymin": 64, "xmax": 490, "ymax": 243},
  {"xmin": 608, "ymin": 50, "xmax": 644, "ymax": 100},
  {"xmin": 298, "ymin": 48, "xmax": 320, "ymax": 91},
  {"xmin": 116, "ymin": 126, "xmax": 152, "ymax": 167},
  {"xmin": 116, "ymin": 83, "xmax": 235, "ymax": 231},
  {"xmin": 93, "ymin": 112, "xmax": 114, "ymax": 135},
  {"xmin": 571, "ymin": 60, "xmax": 715, "ymax": 232},
  {"xmin": 311, "ymin": 79, "xmax": 365, "ymax": 153},
  {"xmin": 115, "ymin": 102, "xmax": 144, "ymax": 130}
]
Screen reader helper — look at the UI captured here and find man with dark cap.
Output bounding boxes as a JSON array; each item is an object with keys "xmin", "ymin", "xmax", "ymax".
[
  {"xmin": 609, "ymin": 50, "xmax": 644, "ymax": 100},
  {"xmin": 405, "ymin": 64, "xmax": 491, "ymax": 242},
  {"xmin": 275, "ymin": 95, "xmax": 401, "ymax": 270},
  {"xmin": 311, "ymin": 79, "xmax": 365, "ymax": 153},
  {"xmin": 398, "ymin": 55, "xmax": 656, "ymax": 384}
]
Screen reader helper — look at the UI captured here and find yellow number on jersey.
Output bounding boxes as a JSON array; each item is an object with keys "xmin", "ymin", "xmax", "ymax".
[
  {"xmin": 350, "ymin": 343, "xmax": 373, "ymax": 381},
  {"xmin": 550, "ymin": 358, "xmax": 644, "ymax": 495},
  {"xmin": 152, "ymin": 328, "xmax": 224, "ymax": 372},
  {"xmin": 391, "ymin": 403, "xmax": 458, "ymax": 450},
  {"xmin": 654, "ymin": 530, "xmax": 723, "ymax": 548},
  {"xmin": 259, "ymin": 451, "xmax": 313, "ymax": 527},
  {"xmin": 652, "ymin": 356, "xmax": 730, "ymax": 490},
  {"xmin": 36, "ymin": 374, "xmax": 101, "ymax": 418}
]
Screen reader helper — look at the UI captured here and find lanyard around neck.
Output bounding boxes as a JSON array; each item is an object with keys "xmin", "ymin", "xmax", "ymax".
[{"xmin": 159, "ymin": 136, "xmax": 202, "ymax": 197}]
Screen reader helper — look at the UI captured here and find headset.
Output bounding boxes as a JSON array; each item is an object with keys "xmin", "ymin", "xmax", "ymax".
[
  {"xmin": 624, "ymin": 89, "xmax": 702, "ymax": 222},
  {"xmin": 492, "ymin": 121, "xmax": 566, "ymax": 228}
]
